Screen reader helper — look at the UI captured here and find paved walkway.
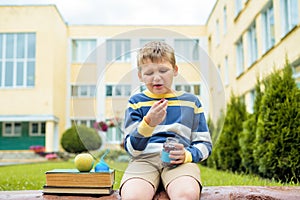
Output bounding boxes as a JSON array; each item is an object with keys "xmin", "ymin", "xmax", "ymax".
[{"xmin": 0, "ymin": 150, "xmax": 47, "ymax": 166}]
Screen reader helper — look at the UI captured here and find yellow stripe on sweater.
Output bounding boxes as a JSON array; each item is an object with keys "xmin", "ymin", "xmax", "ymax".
[{"xmin": 128, "ymin": 100, "xmax": 204, "ymax": 114}]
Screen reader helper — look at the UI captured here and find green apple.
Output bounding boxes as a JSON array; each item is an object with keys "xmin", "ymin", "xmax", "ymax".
[{"xmin": 74, "ymin": 153, "xmax": 94, "ymax": 172}]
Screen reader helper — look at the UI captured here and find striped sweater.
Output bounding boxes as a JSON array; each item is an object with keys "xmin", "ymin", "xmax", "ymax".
[{"xmin": 123, "ymin": 90, "xmax": 212, "ymax": 163}]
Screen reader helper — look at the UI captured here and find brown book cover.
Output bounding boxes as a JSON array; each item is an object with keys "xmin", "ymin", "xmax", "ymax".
[
  {"xmin": 45, "ymin": 169, "xmax": 114, "ymax": 187},
  {"xmin": 43, "ymin": 185, "xmax": 113, "ymax": 195}
]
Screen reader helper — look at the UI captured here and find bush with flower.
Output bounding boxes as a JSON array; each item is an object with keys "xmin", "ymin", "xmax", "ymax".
[
  {"xmin": 93, "ymin": 121, "xmax": 108, "ymax": 132},
  {"xmin": 29, "ymin": 145, "xmax": 45, "ymax": 154}
]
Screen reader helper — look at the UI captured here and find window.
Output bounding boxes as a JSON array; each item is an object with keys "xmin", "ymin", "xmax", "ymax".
[
  {"xmin": 140, "ymin": 84, "xmax": 147, "ymax": 92},
  {"xmin": 106, "ymin": 84, "xmax": 131, "ymax": 97},
  {"xmin": 140, "ymin": 39, "xmax": 165, "ymax": 47},
  {"xmin": 235, "ymin": 0, "xmax": 243, "ymax": 16},
  {"xmin": 223, "ymin": 6, "xmax": 227, "ymax": 35},
  {"xmin": 292, "ymin": 59, "xmax": 300, "ymax": 88},
  {"xmin": 2, "ymin": 122, "xmax": 22, "ymax": 137},
  {"xmin": 0, "ymin": 33, "xmax": 36, "ymax": 88},
  {"xmin": 262, "ymin": 3, "xmax": 275, "ymax": 53},
  {"xmin": 280, "ymin": 0, "xmax": 299, "ymax": 37},
  {"xmin": 71, "ymin": 119, "xmax": 96, "ymax": 129},
  {"xmin": 106, "ymin": 39, "xmax": 131, "ymax": 62},
  {"xmin": 174, "ymin": 39, "xmax": 199, "ymax": 62},
  {"xmin": 106, "ymin": 126, "xmax": 123, "ymax": 143},
  {"xmin": 248, "ymin": 89, "xmax": 255, "ymax": 114},
  {"xmin": 236, "ymin": 38, "xmax": 244, "ymax": 76},
  {"xmin": 247, "ymin": 23, "xmax": 258, "ymax": 66},
  {"xmin": 224, "ymin": 56, "xmax": 229, "ymax": 85},
  {"xmin": 175, "ymin": 84, "xmax": 201, "ymax": 95},
  {"xmin": 216, "ymin": 20, "xmax": 220, "ymax": 45},
  {"xmin": 71, "ymin": 85, "xmax": 96, "ymax": 97},
  {"xmin": 30, "ymin": 122, "xmax": 46, "ymax": 136},
  {"xmin": 72, "ymin": 39, "xmax": 96, "ymax": 63},
  {"xmin": 106, "ymin": 85, "xmax": 113, "ymax": 96},
  {"xmin": 235, "ymin": 0, "xmax": 249, "ymax": 17}
]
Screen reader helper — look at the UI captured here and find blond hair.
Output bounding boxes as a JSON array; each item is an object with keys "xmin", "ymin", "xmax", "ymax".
[{"xmin": 137, "ymin": 41, "xmax": 176, "ymax": 70}]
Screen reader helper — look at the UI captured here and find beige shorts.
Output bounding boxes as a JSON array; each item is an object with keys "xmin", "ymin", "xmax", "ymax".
[{"xmin": 120, "ymin": 153, "xmax": 202, "ymax": 192}]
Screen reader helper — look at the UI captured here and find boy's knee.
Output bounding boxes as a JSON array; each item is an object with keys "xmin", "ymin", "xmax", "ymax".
[
  {"xmin": 121, "ymin": 178, "xmax": 155, "ymax": 200},
  {"xmin": 166, "ymin": 177, "xmax": 201, "ymax": 200},
  {"xmin": 168, "ymin": 188, "xmax": 200, "ymax": 200}
]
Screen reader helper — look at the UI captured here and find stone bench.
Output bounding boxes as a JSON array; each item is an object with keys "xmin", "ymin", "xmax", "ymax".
[{"xmin": 1, "ymin": 186, "xmax": 300, "ymax": 200}]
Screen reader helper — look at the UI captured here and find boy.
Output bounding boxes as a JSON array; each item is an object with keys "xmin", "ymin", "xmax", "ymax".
[{"xmin": 120, "ymin": 41, "xmax": 212, "ymax": 200}]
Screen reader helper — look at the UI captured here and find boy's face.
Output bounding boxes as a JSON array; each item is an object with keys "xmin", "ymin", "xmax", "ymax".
[{"xmin": 138, "ymin": 58, "xmax": 178, "ymax": 94}]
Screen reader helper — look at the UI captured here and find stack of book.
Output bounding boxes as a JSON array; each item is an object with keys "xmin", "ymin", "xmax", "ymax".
[{"xmin": 43, "ymin": 169, "xmax": 115, "ymax": 195}]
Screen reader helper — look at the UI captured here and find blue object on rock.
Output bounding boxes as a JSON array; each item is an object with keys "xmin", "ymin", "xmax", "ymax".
[
  {"xmin": 95, "ymin": 162, "xmax": 109, "ymax": 172},
  {"xmin": 94, "ymin": 149, "xmax": 110, "ymax": 172}
]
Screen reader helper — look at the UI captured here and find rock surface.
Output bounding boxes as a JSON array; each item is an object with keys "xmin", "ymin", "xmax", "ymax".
[
  {"xmin": 201, "ymin": 186, "xmax": 300, "ymax": 200},
  {"xmin": 0, "ymin": 186, "xmax": 300, "ymax": 200}
]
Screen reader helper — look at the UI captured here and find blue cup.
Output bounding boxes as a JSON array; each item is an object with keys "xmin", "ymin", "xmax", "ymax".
[
  {"xmin": 161, "ymin": 149, "xmax": 171, "ymax": 163},
  {"xmin": 161, "ymin": 137, "xmax": 179, "ymax": 167}
]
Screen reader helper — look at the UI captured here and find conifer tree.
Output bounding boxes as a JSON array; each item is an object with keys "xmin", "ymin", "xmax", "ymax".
[
  {"xmin": 239, "ymin": 77, "xmax": 263, "ymax": 174},
  {"xmin": 205, "ymin": 111, "xmax": 225, "ymax": 168},
  {"xmin": 254, "ymin": 62, "xmax": 300, "ymax": 182},
  {"xmin": 215, "ymin": 93, "xmax": 247, "ymax": 172},
  {"xmin": 201, "ymin": 117, "xmax": 214, "ymax": 167}
]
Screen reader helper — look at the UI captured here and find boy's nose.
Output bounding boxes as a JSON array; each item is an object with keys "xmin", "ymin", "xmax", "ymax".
[{"xmin": 153, "ymin": 74, "xmax": 161, "ymax": 81}]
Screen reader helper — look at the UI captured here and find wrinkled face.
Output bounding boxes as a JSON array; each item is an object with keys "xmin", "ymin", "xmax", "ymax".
[{"xmin": 138, "ymin": 58, "xmax": 178, "ymax": 94}]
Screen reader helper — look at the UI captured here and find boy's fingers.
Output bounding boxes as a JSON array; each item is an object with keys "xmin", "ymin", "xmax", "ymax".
[
  {"xmin": 152, "ymin": 100, "xmax": 168, "ymax": 112},
  {"xmin": 159, "ymin": 100, "xmax": 168, "ymax": 110},
  {"xmin": 173, "ymin": 143, "xmax": 184, "ymax": 150}
]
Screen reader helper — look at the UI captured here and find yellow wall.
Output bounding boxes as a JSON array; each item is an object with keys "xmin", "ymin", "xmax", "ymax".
[
  {"xmin": 0, "ymin": 5, "xmax": 68, "ymax": 149},
  {"xmin": 68, "ymin": 25, "xmax": 206, "ymax": 38},
  {"xmin": 70, "ymin": 63, "xmax": 98, "ymax": 83},
  {"xmin": 70, "ymin": 98, "xmax": 96, "ymax": 117},
  {"xmin": 67, "ymin": 25, "xmax": 209, "ymax": 124},
  {"xmin": 105, "ymin": 63, "xmax": 132, "ymax": 82}
]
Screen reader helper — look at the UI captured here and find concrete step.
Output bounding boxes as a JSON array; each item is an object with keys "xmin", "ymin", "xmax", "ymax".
[{"xmin": 0, "ymin": 150, "xmax": 47, "ymax": 164}]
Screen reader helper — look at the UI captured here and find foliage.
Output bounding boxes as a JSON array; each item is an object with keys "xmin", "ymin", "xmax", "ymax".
[
  {"xmin": 61, "ymin": 125, "xmax": 102, "ymax": 153},
  {"xmin": 253, "ymin": 62, "xmax": 300, "ymax": 183},
  {"xmin": 94, "ymin": 149, "xmax": 128, "ymax": 161},
  {"xmin": 204, "ymin": 111, "xmax": 225, "ymax": 168},
  {"xmin": 205, "ymin": 60, "xmax": 300, "ymax": 184},
  {"xmin": 201, "ymin": 117, "xmax": 214, "ymax": 167},
  {"xmin": 213, "ymin": 92, "xmax": 247, "ymax": 172},
  {"xmin": 93, "ymin": 121, "xmax": 108, "ymax": 132},
  {"xmin": 239, "ymin": 77, "xmax": 263, "ymax": 174}
]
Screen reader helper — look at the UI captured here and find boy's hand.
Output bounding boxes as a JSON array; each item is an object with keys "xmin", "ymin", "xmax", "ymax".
[
  {"xmin": 145, "ymin": 99, "xmax": 168, "ymax": 127},
  {"xmin": 169, "ymin": 143, "xmax": 186, "ymax": 164}
]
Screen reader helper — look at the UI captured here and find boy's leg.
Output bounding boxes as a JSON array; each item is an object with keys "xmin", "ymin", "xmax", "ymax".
[
  {"xmin": 161, "ymin": 163, "xmax": 202, "ymax": 200},
  {"xmin": 120, "ymin": 153, "xmax": 162, "ymax": 200},
  {"xmin": 121, "ymin": 178, "xmax": 155, "ymax": 200},
  {"xmin": 167, "ymin": 176, "xmax": 200, "ymax": 200}
]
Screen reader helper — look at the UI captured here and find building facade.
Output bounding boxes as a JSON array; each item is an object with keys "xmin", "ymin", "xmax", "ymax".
[
  {"xmin": 206, "ymin": 0, "xmax": 300, "ymax": 112},
  {"xmin": 0, "ymin": 6, "xmax": 67, "ymax": 151},
  {"xmin": 0, "ymin": 5, "xmax": 212, "ymax": 151},
  {"xmin": 0, "ymin": 1, "xmax": 299, "ymax": 151}
]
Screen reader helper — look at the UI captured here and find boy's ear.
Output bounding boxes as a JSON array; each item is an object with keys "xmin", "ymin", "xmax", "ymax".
[{"xmin": 174, "ymin": 65, "xmax": 179, "ymax": 76}]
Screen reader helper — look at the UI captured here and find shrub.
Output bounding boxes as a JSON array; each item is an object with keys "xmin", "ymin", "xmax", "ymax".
[
  {"xmin": 204, "ymin": 111, "xmax": 225, "ymax": 168},
  {"xmin": 214, "ymin": 92, "xmax": 247, "ymax": 172},
  {"xmin": 95, "ymin": 149, "xmax": 128, "ymax": 161},
  {"xmin": 201, "ymin": 117, "xmax": 214, "ymax": 167},
  {"xmin": 61, "ymin": 125, "xmax": 102, "ymax": 153},
  {"xmin": 239, "ymin": 78, "xmax": 263, "ymax": 174},
  {"xmin": 254, "ymin": 62, "xmax": 300, "ymax": 183}
]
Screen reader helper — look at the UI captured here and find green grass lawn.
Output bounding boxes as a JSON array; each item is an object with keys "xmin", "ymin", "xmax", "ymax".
[{"xmin": 0, "ymin": 160, "xmax": 297, "ymax": 191}]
